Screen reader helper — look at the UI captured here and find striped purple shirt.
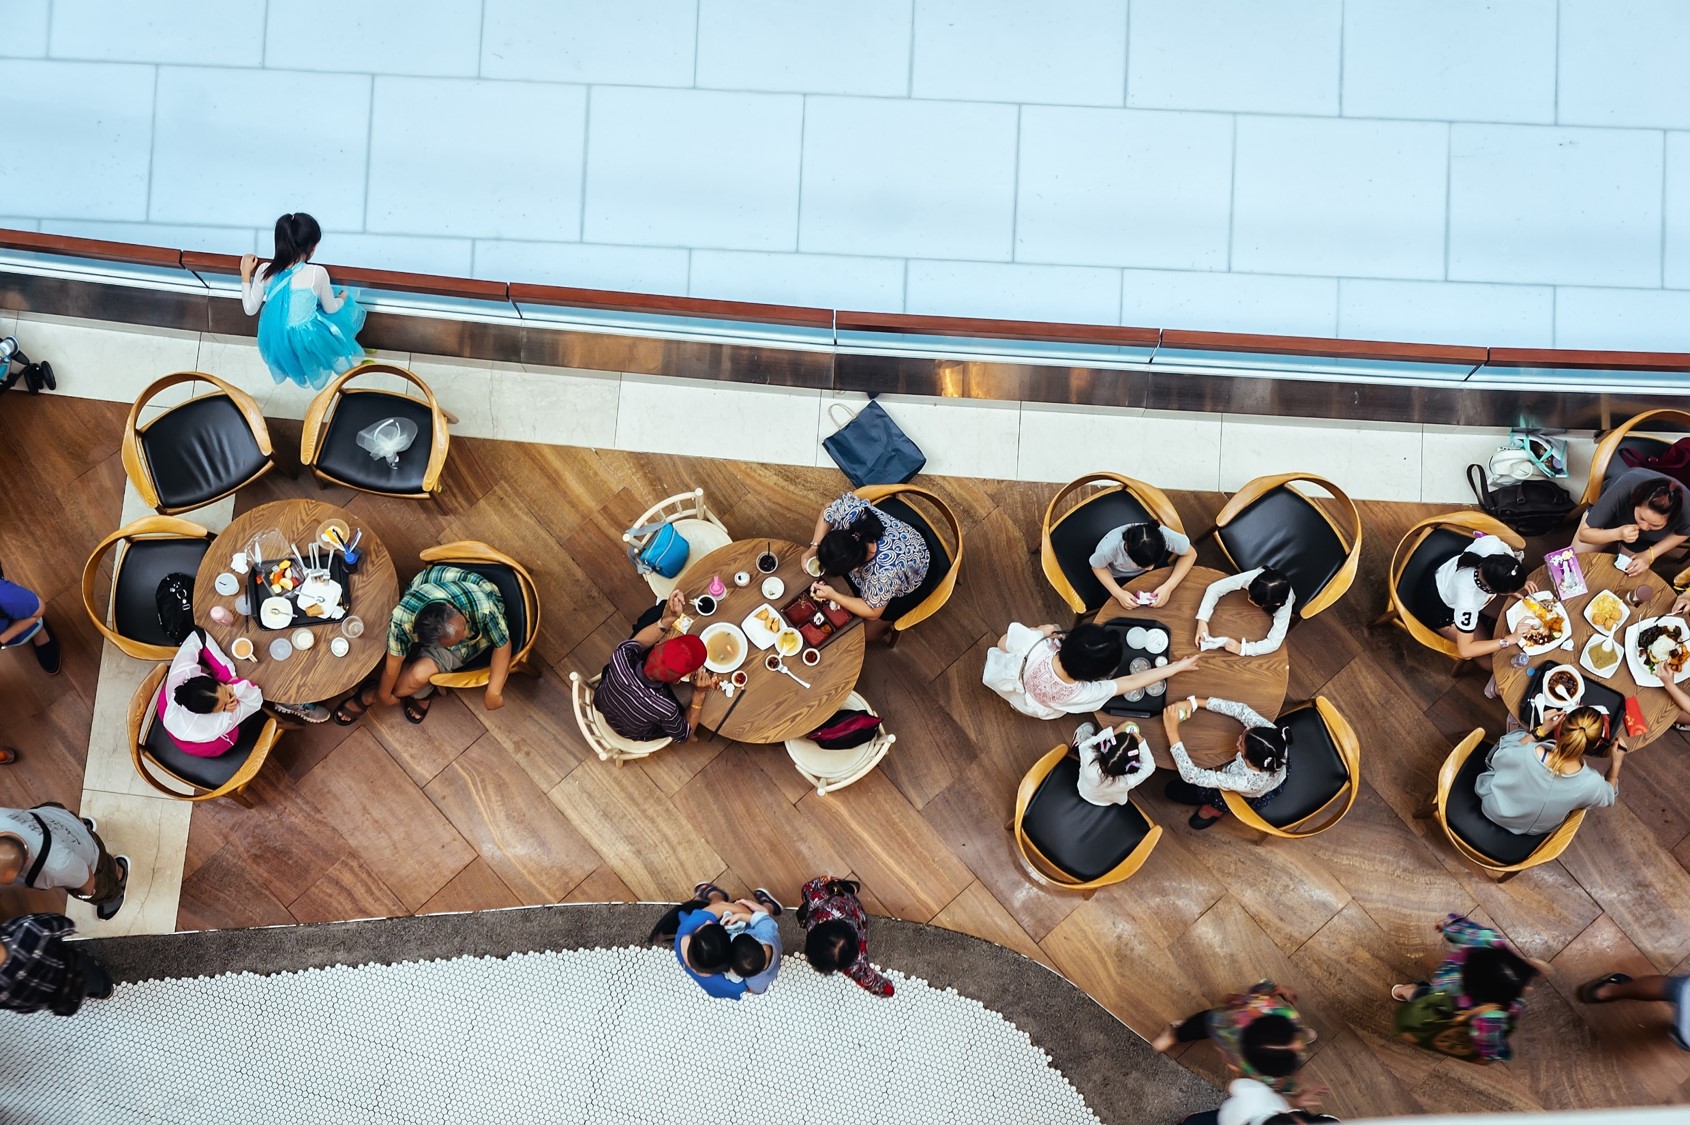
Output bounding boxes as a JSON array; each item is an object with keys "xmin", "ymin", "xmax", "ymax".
[{"xmin": 594, "ymin": 641, "xmax": 690, "ymax": 742}]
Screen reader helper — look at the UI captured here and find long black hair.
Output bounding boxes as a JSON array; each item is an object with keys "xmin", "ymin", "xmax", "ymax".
[
  {"xmin": 1121, "ymin": 522, "xmax": 1170, "ymax": 569},
  {"xmin": 647, "ymin": 898, "xmax": 733, "ymax": 974},
  {"xmin": 173, "ymin": 675, "xmax": 221, "ymax": 714},
  {"xmin": 804, "ymin": 918, "xmax": 860, "ymax": 974},
  {"xmin": 1248, "ymin": 568, "xmax": 1293, "ymax": 613},
  {"xmin": 817, "ymin": 505, "xmax": 886, "ymax": 574},
  {"xmin": 1457, "ymin": 547, "xmax": 1527, "ymax": 595},
  {"xmin": 1240, "ymin": 1014, "xmax": 1304, "ymax": 1078},
  {"xmin": 1242, "ymin": 724, "xmax": 1292, "ymax": 773},
  {"xmin": 1462, "ymin": 945, "xmax": 1539, "ymax": 1007},
  {"xmin": 267, "ymin": 212, "xmax": 322, "ymax": 278},
  {"xmin": 1054, "ymin": 622, "xmax": 1122, "ymax": 681}
]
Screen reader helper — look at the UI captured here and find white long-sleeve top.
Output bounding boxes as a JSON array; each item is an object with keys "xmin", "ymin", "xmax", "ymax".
[
  {"xmin": 240, "ymin": 262, "xmax": 345, "ymax": 317},
  {"xmin": 1195, "ymin": 567, "xmax": 1295, "ymax": 656},
  {"xmin": 1169, "ymin": 697, "xmax": 1286, "ymax": 798},
  {"xmin": 161, "ymin": 632, "xmax": 263, "ymax": 751},
  {"xmin": 1076, "ymin": 722, "xmax": 1155, "ymax": 806}
]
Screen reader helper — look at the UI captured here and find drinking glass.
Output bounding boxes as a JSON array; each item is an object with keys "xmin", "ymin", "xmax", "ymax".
[
  {"xmin": 1629, "ymin": 584, "xmax": 1654, "ymax": 609},
  {"xmin": 340, "ymin": 615, "xmax": 365, "ymax": 639}
]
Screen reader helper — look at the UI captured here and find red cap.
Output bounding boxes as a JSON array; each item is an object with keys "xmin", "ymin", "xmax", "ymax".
[{"xmin": 645, "ymin": 635, "xmax": 706, "ymax": 683}]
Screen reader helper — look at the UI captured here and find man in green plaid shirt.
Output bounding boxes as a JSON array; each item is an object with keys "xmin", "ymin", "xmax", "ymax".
[{"xmin": 363, "ymin": 564, "xmax": 511, "ymax": 723}]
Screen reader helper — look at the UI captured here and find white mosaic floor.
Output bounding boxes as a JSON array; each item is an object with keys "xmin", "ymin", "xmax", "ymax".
[{"xmin": 0, "ymin": 944, "xmax": 1101, "ymax": 1125}]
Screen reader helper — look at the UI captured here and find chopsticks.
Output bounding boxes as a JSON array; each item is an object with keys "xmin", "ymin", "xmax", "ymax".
[{"xmin": 705, "ymin": 682, "xmax": 748, "ymax": 743}]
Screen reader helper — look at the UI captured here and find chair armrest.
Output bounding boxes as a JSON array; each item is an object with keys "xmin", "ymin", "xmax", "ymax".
[{"xmin": 299, "ymin": 367, "xmax": 361, "ymax": 468}]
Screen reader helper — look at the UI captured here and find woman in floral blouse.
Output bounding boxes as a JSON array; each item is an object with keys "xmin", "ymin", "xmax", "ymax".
[
  {"xmin": 797, "ymin": 876, "xmax": 893, "ymax": 998},
  {"xmin": 1391, "ymin": 914, "xmax": 1543, "ymax": 1064},
  {"xmin": 1161, "ymin": 695, "xmax": 1291, "ymax": 831},
  {"xmin": 803, "ymin": 493, "xmax": 930, "ymax": 641}
]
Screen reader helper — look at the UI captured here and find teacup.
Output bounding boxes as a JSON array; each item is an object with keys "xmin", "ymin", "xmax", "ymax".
[
  {"xmin": 764, "ymin": 654, "xmax": 783, "ymax": 672},
  {"xmin": 693, "ymin": 594, "xmax": 718, "ymax": 616},
  {"xmin": 732, "ymin": 571, "xmax": 751, "ymax": 587},
  {"xmin": 803, "ymin": 556, "xmax": 823, "ymax": 578},
  {"xmin": 230, "ymin": 637, "xmax": 255, "ymax": 661},
  {"xmin": 801, "ymin": 648, "xmax": 821, "ymax": 667}
]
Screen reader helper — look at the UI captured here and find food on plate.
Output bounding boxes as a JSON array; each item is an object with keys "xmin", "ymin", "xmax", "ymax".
[
  {"xmin": 775, "ymin": 628, "xmax": 802, "ymax": 657},
  {"xmin": 1517, "ymin": 610, "xmax": 1566, "ymax": 648},
  {"xmin": 754, "ymin": 607, "xmax": 783, "ymax": 635},
  {"xmin": 1588, "ymin": 590, "xmax": 1626, "ymax": 633},
  {"xmin": 1545, "ymin": 668, "xmax": 1580, "ymax": 702},
  {"xmin": 706, "ymin": 630, "xmax": 742, "ymax": 666},
  {"xmin": 1586, "ymin": 637, "xmax": 1621, "ymax": 674},
  {"xmin": 1638, "ymin": 621, "xmax": 1690, "ymax": 678}
]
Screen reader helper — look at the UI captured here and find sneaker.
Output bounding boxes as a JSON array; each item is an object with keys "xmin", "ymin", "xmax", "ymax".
[
  {"xmin": 31, "ymin": 624, "xmax": 60, "ymax": 676},
  {"xmin": 272, "ymin": 702, "xmax": 331, "ymax": 724},
  {"xmin": 1482, "ymin": 675, "xmax": 1498, "ymax": 700},
  {"xmin": 81, "ymin": 816, "xmax": 96, "ymax": 835},
  {"xmin": 753, "ymin": 888, "xmax": 784, "ymax": 917},
  {"xmin": 96, "ymin": 857, "xmax": 129, "ymax": 922},
  {"xmin": 1071, "ymin": 721, "xmax": 1098, "ymax": 746}
]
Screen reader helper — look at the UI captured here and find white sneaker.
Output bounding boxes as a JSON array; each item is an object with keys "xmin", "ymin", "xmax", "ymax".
[
  {"xmin": 1072, "ymin": 721, "xmax": 1097, "ymax": 745},
  {"xmin": 273, "ymin": 702, "xmax": 331, "ymax": 724}
]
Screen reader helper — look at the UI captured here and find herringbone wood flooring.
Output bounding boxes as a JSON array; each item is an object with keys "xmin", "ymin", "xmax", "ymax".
[{"xmin": 3, "ymin": 392, "xmax": 1688, "ymax": 1117}]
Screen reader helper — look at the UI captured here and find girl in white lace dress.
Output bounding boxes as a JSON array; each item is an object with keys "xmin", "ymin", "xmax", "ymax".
[{"xmin": 1161, "ymin": 695, "xmax": 1290, "ymax": 831}]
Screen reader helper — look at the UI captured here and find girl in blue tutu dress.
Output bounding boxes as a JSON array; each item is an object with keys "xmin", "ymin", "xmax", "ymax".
[{"xmin": 239, "ymin": 212, "xmax": 366, "ymax": 390}]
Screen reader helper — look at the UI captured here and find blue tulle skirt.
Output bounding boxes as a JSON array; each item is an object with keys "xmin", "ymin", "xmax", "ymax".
[{"xmin": 256, "ymin": 268, "xmax": 367, "ymax": 391}]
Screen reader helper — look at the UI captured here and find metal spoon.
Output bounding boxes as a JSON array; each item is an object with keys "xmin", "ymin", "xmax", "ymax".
[{"xmin": 768, "ymin": 657, "xmax": 810, "ymax": 690}]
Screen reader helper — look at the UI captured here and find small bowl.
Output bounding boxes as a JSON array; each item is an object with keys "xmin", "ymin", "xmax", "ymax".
[
  {"xmin": 775, "ymin": 628, "xmax": 803, "ymax": 657},
  {"xmin": 213, "ymin": 572, "xmax": 240, "ymax": 596},
  {"xmin": 329, "ymin": 636, "xmax": 350, "ymax": 657},
  {"xmin": 733, "ymin": 571, "xmax": 751, "ymax": 587},
  {"xmin": 260, "ymin": 597, "xmax": 293, "ymax": 630},
  {"xmin": 803, "ymin": 556, "xmax": 824, "ymax": 577},
  {"xmin": 801, "ymin": 647, "xmax": 821, "ymax": 667},
  {"xmin": 762, "ymin": 577, "xmax": 786, "ymax": 600},
  {"xmin": 291, "ymin": 628, "xmax": 315, "ymax": 651},
  {"xmin": 1143, "ymin": 630, "xmax": 1169, "ymax": 655}
]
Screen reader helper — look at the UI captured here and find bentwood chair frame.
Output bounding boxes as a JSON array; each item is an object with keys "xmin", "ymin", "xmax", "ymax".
[
  {"xmin": 1012, "ymin": 744, "xmax": 1163, "ymax": 894},
  {"xmin": 854, "ymin": 483, "xmax": 964, "ymax": 643},
  {"xmin": 783, "ymin": 690, "xmax": 896, "ymax": 795},
  {"xmin": 1040, "ymin": 472, "xmax": 1185, "ymax": 617},
  {"xmin": 1580, "ymin": 408, "xmax": 1690, "ymax": 508},
  {"xmin": 1432, "ymin": 728, "xmax": 1586, "ymax": 882},
  {"xmin": 1379, "ymin": 511, "xmax": 1525, "ymax": 671},
  {"xmin": 568, "ymin": 670, "xmax": 673, "ymax": 765},
  {"xmin": 418, "ymin": 541, "xmax": 544, "ymax": 691},
  {"xmin": 1220, "ymin": 696, "xmax": 1361, "ymax": 840},
  {"xmin": 82, "ymin": 516, "xmax": 215, "ymax": 660},
  {"xmin": 128, "ymin": 664, "xmax": 279, "ymax": 806},
  {"xmin": 1211, "ymin": 472, "xmax": 1364, "ymax": 620},
  {"xmin": 122, "ymin": 371, "xmax": 276, "ymax": 514},
  {"xmin": 300, "ymin": 363, "xmax": 451, "ymax": 500},
  {"xmin": 621, "ymin": 488, "xmax": 733, "ymax": 599}
]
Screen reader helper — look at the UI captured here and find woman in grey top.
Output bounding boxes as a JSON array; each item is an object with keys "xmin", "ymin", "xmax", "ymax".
[{"xmin": 1475, "ymin": 706, "xmax": 1626, "ymax": 834}]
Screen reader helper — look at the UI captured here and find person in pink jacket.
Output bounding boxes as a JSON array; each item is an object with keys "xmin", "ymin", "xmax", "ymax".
[{"xmin": 158, "ymin": 630, "xmax": 267, "ymax": 757}]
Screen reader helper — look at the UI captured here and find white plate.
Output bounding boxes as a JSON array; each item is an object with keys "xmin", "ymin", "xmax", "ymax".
[
  {"xmin": 1583, "ymin": 590, "xmax": 1630, "ymax": 637},
  {"xmin": 1142, "ymin": 629, "xmax": 1169, "ymax": 655},
  {"xmin": 1504, "ymin": 593, "xmax": 1572, "ymax": 657},
  {"xmin": 761, "ymin": 576, "xmax": 785, "ymax": 600},
  {"xmin": 741, "ymin": 603, "xmax": 786, "ymax": 650},
  {"xmin": 268, "ymin": 638, "xmax": 293, "ymax": 660},
  {"xmin": 213, "ymin": 572, "xmax": 240, "ymax": 596},
  {"xmin": 699, "ymin": 622, "xmax": 749, "ymax": 673},
  {"xmin": 259, "ymin": 596, "xmax": 293, "ymax": 630},
  {"xmin": 1623, "ymin": 615, "xmax": 1690, "ymax": 687},
  {"xmin": 1579, "ymin": 633, "xmax": 1624, "ymax": 680},
  {"xmin": 1125, "ymin": 626, "xmax": 1148, "ymax": 648}
]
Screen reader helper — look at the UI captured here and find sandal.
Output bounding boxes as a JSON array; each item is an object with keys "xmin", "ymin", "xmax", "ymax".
[
  {"xmin": 1578, "ymin": 973, "xmax": 1632, "ymax": 1003},
  {"xmin": 332, "ymin": 685, "xmax": 376, "ymax": 726},
  {"xmin": 402, "ymin": 695, "xmax": 432, "ymax": 725},
  {"xmin": 1390, "ymin": 984, "xmax": 1418, "ymax": 1002}
]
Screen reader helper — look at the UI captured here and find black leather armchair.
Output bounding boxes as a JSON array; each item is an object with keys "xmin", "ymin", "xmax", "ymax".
[
  {"xmin": 122, "ymin": 372, "xmax": 275, "ymax": 514},
  {"xmin": 301, "ymin": 363, "xmax": 449, "ymax": 499}
]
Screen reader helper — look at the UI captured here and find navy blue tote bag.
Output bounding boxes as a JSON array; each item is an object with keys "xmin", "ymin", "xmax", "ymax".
[{"xmin": 822, "ymin": 401, "xmax": 926, "ymax": 487}]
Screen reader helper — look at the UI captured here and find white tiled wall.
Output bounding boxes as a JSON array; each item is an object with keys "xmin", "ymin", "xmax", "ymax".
[{"xmin": 4, "ymin": 1, "xmax": 1689, "ymax": 350}]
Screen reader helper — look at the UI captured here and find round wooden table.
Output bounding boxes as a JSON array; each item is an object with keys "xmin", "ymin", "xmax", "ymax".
[
  {"xmin": 680, "ymin": 539, "xmax": 866, "ymax": 745},
  {"xmin": 193, "ymin": 500, "xmax": 400, "ymax": 704},
  {"xmin": 1094, "ymin": 565, "xmax": 1291, "ymax": 769},
  {"xmin": 1490, "ymin": 552, "xmax": 1681, "ymax": 749}
]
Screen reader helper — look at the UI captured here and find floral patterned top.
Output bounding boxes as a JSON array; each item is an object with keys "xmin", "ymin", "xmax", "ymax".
[
  {"xmin": 1427, "ymin": 914, "xmax": 1524, "ymax": 1064},
  {"xmin": 797, "ymin": 876, "xmax": 894, "ymax": 998},
  {"xmin": 1209, "ymin": 980, "xmax": 1308, "ymax": 1095},
  {"xmin": 1169, "ymin": 697, "xmax": 1286, "ymax": 799},
  {"xmin": 822, "ymin": 493, "xmax": 930, "ymax": 611}
]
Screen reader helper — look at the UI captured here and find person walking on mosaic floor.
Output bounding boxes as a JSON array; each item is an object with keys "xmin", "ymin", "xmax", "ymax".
[
  {"xmin": 240, "ymin": 212, "xmax": 366, "ymax": 390},
  {"xmin": 0, "ymin": 912, "xmax": 116, "ymax": 1016},
  {"xmin": 649, "ymin": 880, "xmax": 785, "ymax": 1001},
  {"xmin": 797, "ymin": 875, "xmax": 894, "ymax": 998},
  {"xmin": 0, "ymin": 802, "xmax": 129, "ymax": 921}
]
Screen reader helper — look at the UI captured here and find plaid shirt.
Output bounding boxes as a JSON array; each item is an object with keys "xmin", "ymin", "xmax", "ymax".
[
  {"xmin": 1428, "ymin": 914, "xmax": 1523, "ymax": 1064},
  {"xmin": 0, "ymin": 914, "xmax": 77, "ymax": 1015},
  {"xmin": 387, "ymin": 565, "xmax": 509, "ymax": 663},
  {"xmin": 1209, "ymin": 980, "xmax": 1308, "ymax": 1095},
  {"xmin": 798, "ymin": 877, "xmax": 893, "ymax": 998}
]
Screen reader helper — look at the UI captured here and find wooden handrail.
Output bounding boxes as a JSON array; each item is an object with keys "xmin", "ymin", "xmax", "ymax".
[
  {"xmin": 837, "ymin": 309, "xmax": 1160, "ymax": 348},
  {"xmin": 6, "ymin": 225, "xmax": 1690, "ymax": 373}
]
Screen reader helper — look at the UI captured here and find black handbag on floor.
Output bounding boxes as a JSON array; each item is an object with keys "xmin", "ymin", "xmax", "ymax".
[{"xmin": 1467, "ymin": 464, "xmax": 1575, "ymax": 537}]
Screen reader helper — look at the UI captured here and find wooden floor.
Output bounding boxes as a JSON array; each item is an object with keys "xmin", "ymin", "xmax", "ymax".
[{"xmin": 4, "ymin": 391, "xmax": 1689, "ymax": 1117}]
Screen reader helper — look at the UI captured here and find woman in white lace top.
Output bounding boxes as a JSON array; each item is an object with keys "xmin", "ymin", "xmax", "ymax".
[{"xmin": 1160, "ymin": 695, "xmax": 1291, "ymax": 831}]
